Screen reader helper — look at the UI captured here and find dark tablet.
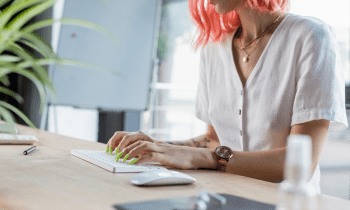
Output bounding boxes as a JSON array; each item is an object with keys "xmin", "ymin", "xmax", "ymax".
[{"xmin": 113, "ymin": 193, "xmax": 275, "ymax": 210}]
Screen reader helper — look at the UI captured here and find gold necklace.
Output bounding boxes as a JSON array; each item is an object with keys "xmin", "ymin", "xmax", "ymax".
[{"xmin": 236, "ymin": 13, "xmax": 283, "ymax": 63}]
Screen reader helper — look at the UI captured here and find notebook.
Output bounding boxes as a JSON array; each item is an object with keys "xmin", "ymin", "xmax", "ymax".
[
  {"xmin": 71, "ymin": 150, "xmax": 168, "ymax": 173},
  {"xmin": 0, "ymin": 122, "xmax": 17, "ymax": 134},
  {"xmin": 0, "ymin": 134, "xmax": 38, "ymax": 145}
]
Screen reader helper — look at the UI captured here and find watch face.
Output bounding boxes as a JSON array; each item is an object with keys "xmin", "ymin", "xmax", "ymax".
[{"xmin": 216, "ymin": 146, "xmax": 233, "ymax": 159}]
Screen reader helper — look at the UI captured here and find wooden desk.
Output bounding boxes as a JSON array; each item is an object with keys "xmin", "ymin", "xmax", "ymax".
[{"xmin": 1, "ymin": 123, "xmax": 350, "ymax": 210}]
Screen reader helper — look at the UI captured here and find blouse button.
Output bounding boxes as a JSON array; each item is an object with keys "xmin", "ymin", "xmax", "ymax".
[
  {"xmin": 241, "ymin": 90, "xmax": 243, "ymax": 95},
  {"xmin": 239, "ymin": 109, "xmax": 241, "ymax": 115},
  {"xmin": 240, "ymin": 130, "xmax": 242, "ymax": 136}
]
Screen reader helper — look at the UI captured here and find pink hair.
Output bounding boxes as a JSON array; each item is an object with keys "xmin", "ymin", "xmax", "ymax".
[{"xmin": 188, "ymin": 0, "xmax": 291, "ymax": 52}]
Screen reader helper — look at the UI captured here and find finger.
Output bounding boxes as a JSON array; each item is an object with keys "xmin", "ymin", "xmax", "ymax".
[
  {"xmin": 119, "ymin": 140, "xmax": 143, "ymax": 159},
  {"xmin": 133, "ymin": 152, "xmax": 148, "ymax": 159},
  {"xmin": 108, "ymin": 131, "xmax": 127, "ymax": 152},
  {"xmin": 107, "ymin": 132, "xmax": 116, "ymax": 148},
  {"xmin": 107, "ymin": 131, "xmax": 119, "ymax": 150},
  {"xmin": 119, "ymin": 141, "xmax": 150, "ymax": 161},
  {"xmin": 131, "ymin": 152, "xmax": 158, "ymax": 165},
  {"xmin": 122, "ymin": 147, "xmax": 149, "ymax": 159},
  {"xmin": 118, "ymin": 133, "xmax": 147, "ymax": 153},
  {"xmin": 126, "ymin": 141, "xmax": 162, "ymax": 160}
]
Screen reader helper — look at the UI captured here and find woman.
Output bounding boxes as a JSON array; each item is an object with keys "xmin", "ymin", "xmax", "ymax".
[{"xmin": 107, "ymin": 0, "xmax": 348, "ymax": 194}]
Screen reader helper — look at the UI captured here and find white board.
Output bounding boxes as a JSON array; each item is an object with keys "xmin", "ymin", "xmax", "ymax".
[{"xmin": 50, "ymin": 0, "xmax": 162, "ymax": 111}]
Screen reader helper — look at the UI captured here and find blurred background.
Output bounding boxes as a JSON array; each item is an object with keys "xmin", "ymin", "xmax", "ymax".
[{"xmin": 1, "ymin": 0, "xmax": 350, "ymax": 201}]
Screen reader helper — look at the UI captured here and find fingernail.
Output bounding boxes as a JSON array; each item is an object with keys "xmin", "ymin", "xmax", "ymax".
[
  {"xmin": 123, "ymin": 154, "xmax": 129, "ymax": 163},
  {"xmin": 115, "ymin": 152, "xmax": 123, "ymax": 162},
  {"xmin": 128, "ymin": 158, "xmax": 138, "ymax": 165},
  {"xmin": 115, "ymin": 149, "xmax": 118, "ymax": 157},
  {"xmin": 106, "ymin": 146, "xmax": 109, "ymax": 153},
  {"xmin": 115, "ymin": 146, "xmax": 119, "ymax": 154},
  {"xmin": 109, "ymin": 147, "xmax": 113, "ymax": 155}
]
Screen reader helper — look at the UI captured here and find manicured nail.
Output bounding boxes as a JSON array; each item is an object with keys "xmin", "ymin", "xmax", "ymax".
[
  {"xmin": 115, "ymin": 146, "xmax": 119, "ymax": 154},
  {"xmin": 115, "ymin": 152, "xmax": 123, "ymax": 162},
  {"xmin": 128, "ymin": 158, "xmax": 138, "ymax": 165},
  {"xmin": 106, "ymin": 146, "xmax": 109, "ymax": 153},
  {"xmin": 123, "ymin": 154, "xmax": 129, "ymax": 163},
  {"xmin": 109, "ymin": 146, "xmax": 112, "ymax": 155}
]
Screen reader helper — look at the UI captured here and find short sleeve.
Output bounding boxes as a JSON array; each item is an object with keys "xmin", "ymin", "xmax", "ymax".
[
  {"xmin": 195, "ymin": 46, "xmax": 212, "ymax": 125},
  {"xmin": 292, "ymin": 23, "xmax": 348, "ymax": 132}
]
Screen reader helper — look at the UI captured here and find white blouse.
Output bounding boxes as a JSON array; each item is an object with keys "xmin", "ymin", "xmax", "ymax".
[{"xmin": 195, "ymin": 12, "xmax": 348, "ymax": 194}]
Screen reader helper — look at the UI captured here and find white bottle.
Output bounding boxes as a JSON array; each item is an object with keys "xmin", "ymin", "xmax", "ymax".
[{"xmin": 275, "ymin": 134, "xmax": 319, "ymax": 210}]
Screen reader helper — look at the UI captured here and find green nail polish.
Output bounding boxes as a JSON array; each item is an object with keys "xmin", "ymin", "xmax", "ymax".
[
  {"xmin": 109, "ymin": 146, "xmax": 112, "ymax": 155},
  {"xmin": 123, "ymin": 154, "xmax": 129, "ymax": 163},
  {"xmin": 115, "ymin": 146, "xmax": 119, "ymax": 154},
  {"xmin": 116, "ymin": 152, "xmax": 123, "ymax": 162},
  {"xmin": 128, "ymin": 158, "xmax": 138, "ymax": 165},
  {"xmin": 106, "ymin": 146, "xmax": 109, "ymax": 153}
]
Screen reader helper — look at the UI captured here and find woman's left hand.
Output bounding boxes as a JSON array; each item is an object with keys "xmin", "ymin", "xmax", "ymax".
[{"xmin": 118, "ymin": 139, "xmax": 214, "ymax": 170}]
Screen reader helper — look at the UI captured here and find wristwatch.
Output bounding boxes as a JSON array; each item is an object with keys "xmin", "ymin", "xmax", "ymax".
[{"xmin": 214, "ymin": 146, "xmax": 233, "ymax": 172}]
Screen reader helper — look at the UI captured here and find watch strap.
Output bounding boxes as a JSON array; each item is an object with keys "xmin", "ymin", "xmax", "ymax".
[
  {"xmin": 214, "ymin": 152, "xmax": 229, "ymax": 172},
  {"xmin": 218, "ymin": 159, "xmax": 228, "ymax": 172}
]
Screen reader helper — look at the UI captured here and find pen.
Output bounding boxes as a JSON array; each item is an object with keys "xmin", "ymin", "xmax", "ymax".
[{"xmin": 23, "ymin": 146, "xmax": 36, "ymax": 155}]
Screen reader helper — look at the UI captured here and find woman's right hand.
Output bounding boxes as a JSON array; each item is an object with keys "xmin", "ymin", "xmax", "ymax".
[{"xmin": 106, "ymin": 130, "xmax": 158, "ymax": 157}]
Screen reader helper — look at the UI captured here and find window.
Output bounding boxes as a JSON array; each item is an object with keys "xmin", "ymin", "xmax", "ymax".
[{"xmin": 141, "ymin": 1, "xmax": 207, "ymax": 141}]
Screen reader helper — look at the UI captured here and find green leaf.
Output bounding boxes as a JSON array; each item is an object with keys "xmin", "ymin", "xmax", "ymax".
[
  {"xmin": 0, "ymin": 29, "xmax": 15, "ymax": 54},
  {"xmin": 6, "ymin": 43, "xmax": 56, "ymax": 96},
  {"xmin": 0, "ymin": 101, "xmax": 37, "ymax": 129},
  {"xmin": 0, "ymin": 0, "xmax": 47, "ymax": 31},
  {"xmin": 0, "ymin": 105, "xmax": 16, "ymax": 125},
  {"xmin": 62, "ymin": 17, "xmax": 120, "ymax": 47},
  {"xmin": 6, "ymin": 42, "xmax": 24, "ymax": 53},
  {"xmin": 10, "ymin": 0, "xmax": 26, "ymax": 6},
  {"xmin": 1, "ymin": 56, "xmax": 124, "ymax": 111},
  {"xmin": 20, "ymin": 18, "xmax": 55, "ymax": 32},
  {"xmin": 0, "ymin": 68, "xmax": 12, "ymax": 78},
  {"xmin": 0, "ymin": 0, "xmax": 12, "ymax": 8},
  {"xmin": 0, "ymin": 86, "xmax": 24, "ymax": 103},
  {"xmin": 0, "ymin": 55, "xmax": 21, "ymax": 62},
  {"xmin": 22, "ymin": 17, "xmax": 120, "ymax": 47},
  {"xmin": 0, "ymin": 66, "xmax": 47, "ymax": 115},
  {"xmin": 18, "ymin": 39, "xmax": 51, "ymax": 59},
  {"xmin": 16, "ymin": 58, "xmax": 126, "ymax": 79},
  {"xmin": 14, "ymin": 31, "xmax": 56, "ymax": 58},
  {"xmin": 0, "ymin": 1, "xmax": 55, "ymax": 54},
  {"xmin": 7, "ymin": 0, "xmax": 55, "ymax": 31},
  {"xmin": 0, "ymin": 75, "xmax": 10, "ymax": 86}
]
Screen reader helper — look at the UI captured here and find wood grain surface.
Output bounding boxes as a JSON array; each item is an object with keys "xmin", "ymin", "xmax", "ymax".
[{"xmin": 1, "ymin": 122, "xmax": 350, "ymax": 210}]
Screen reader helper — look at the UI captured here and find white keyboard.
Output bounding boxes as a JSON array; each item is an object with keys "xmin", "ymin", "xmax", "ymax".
[
  {"xmin": 0, "ymin": 134, "xmax": 38, "ymax": 145},
  {"xmin": 71, "ymin": 150, "xmax": 168, "ymax": 173}
]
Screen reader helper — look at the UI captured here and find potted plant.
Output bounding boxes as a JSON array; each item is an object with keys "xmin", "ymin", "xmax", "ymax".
[{"xmin": 0, "ymin": 0, "xmax": 122, "ymax": 133}]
